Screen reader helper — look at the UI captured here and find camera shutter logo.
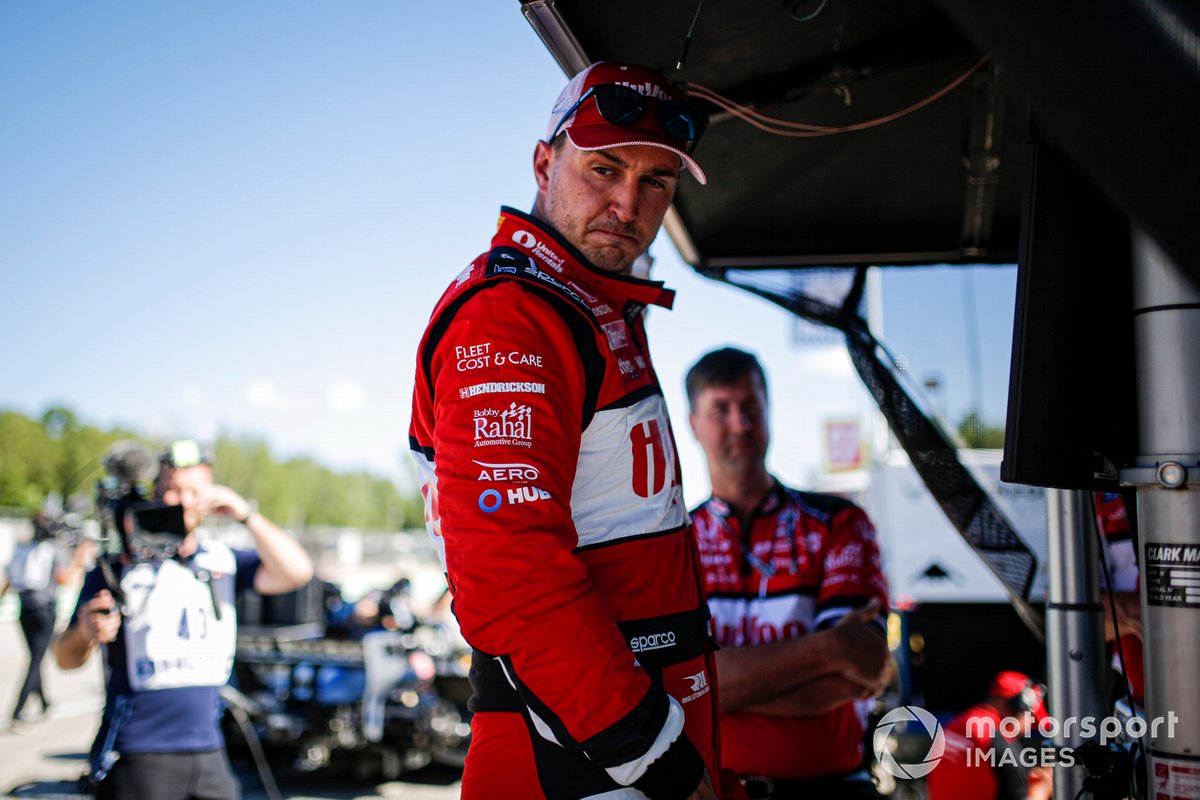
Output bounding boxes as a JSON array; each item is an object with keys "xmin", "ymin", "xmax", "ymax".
[{"xmin": 873, "ymin": 705, "xmax": 946, "ymax": 779}]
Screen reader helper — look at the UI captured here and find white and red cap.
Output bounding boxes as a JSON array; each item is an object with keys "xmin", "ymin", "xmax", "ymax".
[{"xmin": 545, "ymin": 61, "xmax": 707, "ymax": 185}]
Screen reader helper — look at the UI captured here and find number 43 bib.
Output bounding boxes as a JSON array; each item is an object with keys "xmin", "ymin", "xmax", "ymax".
[{"xmin": 120, "ymin": 545, "xmax": 238, "ymax": 691}]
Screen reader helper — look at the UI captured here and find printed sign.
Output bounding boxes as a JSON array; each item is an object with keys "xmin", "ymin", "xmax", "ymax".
[{"xmin": 1145, "ymin": 542, "xmax": 1200, "ymax": 608}]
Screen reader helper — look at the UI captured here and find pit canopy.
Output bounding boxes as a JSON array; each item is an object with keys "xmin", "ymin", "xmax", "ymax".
[{"xmin": 521, "ymin": 0, "xmax": 1200, "ymax": 280}]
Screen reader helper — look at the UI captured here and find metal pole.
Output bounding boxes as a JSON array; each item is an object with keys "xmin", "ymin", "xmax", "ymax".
[
  {"xmin": 1045, "ymin": 488, "xmax": 1108, "ymax": 800},
  {"xmin": 1124, "ymin": 232, "xmax": 1200, "ymax": 798}
]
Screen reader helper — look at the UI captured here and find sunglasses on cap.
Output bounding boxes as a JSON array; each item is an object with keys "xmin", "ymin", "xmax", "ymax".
[{"xmin": 550, "ymin": 83, "xmax": 708, "ymax": 153}]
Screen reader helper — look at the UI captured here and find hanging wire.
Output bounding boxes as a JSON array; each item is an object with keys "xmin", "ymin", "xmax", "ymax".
[
  {"xmin": 676, "ymin": 0, "xmax": 707, "ymax": 70},
  {"xmin": 1090, "ymin": 491, "xmax": 1145, "ymax": 800},
  {"xmin": 687, "ymin": 55, "xmax": 989, "ymax": 138},
  {"xmin": 791, "ymin": 0, "xmax": 829, "ymax": 23}
]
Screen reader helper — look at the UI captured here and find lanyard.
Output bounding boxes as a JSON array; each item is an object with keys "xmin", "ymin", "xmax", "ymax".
[{"xmin": 717, "ymin": 489, "xmax": 800, "ymax": 599}]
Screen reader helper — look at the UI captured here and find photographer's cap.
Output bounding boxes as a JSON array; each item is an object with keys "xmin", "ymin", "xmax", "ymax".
[
  {"xmin": 546, "ymin": 61, "xmax": 707, "ymax": 185},
  {"xmin": 163, "ymin": 439, "xmax": 211, "ymax": 469}
]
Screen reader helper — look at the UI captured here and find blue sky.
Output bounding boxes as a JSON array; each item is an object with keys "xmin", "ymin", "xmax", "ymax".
[{"xmin": 0, "ymin": 2, "xmax": 1016, "ymax": 508}]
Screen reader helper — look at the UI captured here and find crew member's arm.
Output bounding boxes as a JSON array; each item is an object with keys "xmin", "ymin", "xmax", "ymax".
[
  {"xmin": 419, "ymin": 282, "xmax": 704, "ymax": 798},
  {"xmin": 200, "ymin": 486, "xmax": 313, "ymax": 595},
  {"xmin": 55, "ymin": 576, "xmax": 121, "ymax": 670},
  {"xmin": 719, "ymin": 504, "xmax": 892, "ymax": 715},
  {"xmin": 716, "ymin": 600, "xmax": 891, "ymax": 714}
]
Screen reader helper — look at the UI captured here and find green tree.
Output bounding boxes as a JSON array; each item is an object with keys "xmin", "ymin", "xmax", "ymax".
[
  {"xmin": 957, "ymin": 410, "xmax": 1006, "ymax": 449},
  {"xmin": 0, "ymin": 411, "xmax": 57, "ymax": 509},
  {"xmin": 0, "ymin": 408, "xmax": 421, "ymax": 528},
  {"xmin": 212, "ymin": 433, "xmax": 416, "ymax": 530}
]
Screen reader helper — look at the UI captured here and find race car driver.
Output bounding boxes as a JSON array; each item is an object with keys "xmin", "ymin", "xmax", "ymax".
[{"xmin": 409, "ymin": 62, "xmax": 741, "ymax": 800}]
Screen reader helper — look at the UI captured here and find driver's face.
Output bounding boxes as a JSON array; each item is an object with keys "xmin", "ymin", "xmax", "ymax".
[{"xmin": 534, "ymin": 140, "xmax": 680, "ymax": 274}]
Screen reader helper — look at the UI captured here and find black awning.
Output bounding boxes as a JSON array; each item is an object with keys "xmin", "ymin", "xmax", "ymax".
[
  {"xmin": 522, "ymin": 0, "xmax": 1025, "ymax": 270},
  {"xmin": 521, "ymin": 0, "xmax": 1200, "ymax": 280}
]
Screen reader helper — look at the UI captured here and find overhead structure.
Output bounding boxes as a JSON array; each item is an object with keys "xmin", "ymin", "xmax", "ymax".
[
  {"xmin": 525, "ymin": 0, "xmax": 1028, "ymax": 271},
  {"xmin": 521, "ymin": 0, "xmax": 1199, "ymax": 283}
]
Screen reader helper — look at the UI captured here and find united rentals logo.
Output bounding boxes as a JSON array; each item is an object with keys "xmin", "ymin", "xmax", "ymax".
[
  {"xmin": 873, "ymin": 706, "xmax": 945, "ymax": 779},
  {"xmin": 511, "ymin": 229, "xmax": 566, "ymax": 273},
  {"xmin": 630, "ymin": 419, "xmax": 672, "ymax": 497}
]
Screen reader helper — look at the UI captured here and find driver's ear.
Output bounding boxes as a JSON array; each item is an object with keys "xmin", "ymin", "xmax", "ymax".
[{"xmin": 533, "ymin": 140, "xmax": 554, "ymax": 195}]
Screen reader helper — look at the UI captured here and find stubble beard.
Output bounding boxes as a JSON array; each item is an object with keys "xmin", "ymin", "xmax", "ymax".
[
  {"xmin": 546, "ymin": 193, "xmax": 641, "ymax": 274},
  {"xmin": 582, "ymin": 242, "xmax": 637, "ymax": 274}
]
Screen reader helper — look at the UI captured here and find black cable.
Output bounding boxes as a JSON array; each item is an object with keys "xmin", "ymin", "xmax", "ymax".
[
  {"xmin": 221, "ymin": 687, "xmax": 282, "ymax": 800},
  {"xmin": 1089, "ymin": 492, "xmax": 1144, "ymax": 800},
  {"xmin": 676, "ymin": 0, "xmax": 706, "ymax": 70},
  {"xmin": 791, "ymin": 0, "xmax": 829, "ymax": 22}
]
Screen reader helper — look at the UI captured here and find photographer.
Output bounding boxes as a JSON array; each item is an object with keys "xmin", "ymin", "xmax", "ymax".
[{"xmin": 54, "ymin": 440, "xmax": 313, "ymax": 800}]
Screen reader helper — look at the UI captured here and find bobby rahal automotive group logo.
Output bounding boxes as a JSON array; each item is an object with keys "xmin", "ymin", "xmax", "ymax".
[{"xmin": 474, "ymin": 403, "xmax": 533, "ymax": 448}]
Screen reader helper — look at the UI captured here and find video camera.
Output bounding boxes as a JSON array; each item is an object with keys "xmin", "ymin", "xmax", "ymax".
[
  {"xmin": 96, "ymin": 440, "xmax": 189, "ymax": 563},
  {"xmin": 124, "ymin": 501, "xmax": 189, "ymax": 561}
]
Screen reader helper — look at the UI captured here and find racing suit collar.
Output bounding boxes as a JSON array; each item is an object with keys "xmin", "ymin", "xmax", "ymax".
[
  {"xmin": 706, "ymin": 477, "xmax": 786, "ymax": 521},
  {"xmin": 496, "ymin": 206, "xmax": 676, "ymax": 310}
]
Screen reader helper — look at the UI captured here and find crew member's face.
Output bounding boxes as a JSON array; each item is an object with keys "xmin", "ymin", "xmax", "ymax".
[
  {"xmin": 534, "ymin": 140, "xmax": 680, "ymax": 274},
  {"xmin": 689, "ymin": 372, "xmax": 771, "ymax": 473},
  {"xmin": 159, "ymin": 464, "xmax": 213, "ymax": 534}
]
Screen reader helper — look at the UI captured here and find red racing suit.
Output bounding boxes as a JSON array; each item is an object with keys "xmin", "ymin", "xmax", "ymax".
[
  {"xmin": 925, "ymin": 704, "xmax": 1032, "ymax": 800},
  {"xmin": 410, "ymin": 207, "xmax": 726, "ymax": 800},
  {"xmin": 691, "ymin": 483, "xmax": 888, "ymax": 780}
]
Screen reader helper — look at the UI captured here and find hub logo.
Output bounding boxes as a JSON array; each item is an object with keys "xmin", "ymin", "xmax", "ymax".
[
  {"xmin": 873, "ymin": 706, "xmax": 945, "ymax": 779},
  {"xmin": 478, "ymin": 486, "xmax": 552, "ymax": 513}
]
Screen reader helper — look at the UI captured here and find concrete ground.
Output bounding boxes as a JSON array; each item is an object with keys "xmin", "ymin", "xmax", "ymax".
[{"xmin": 0, "ymin": 619, "xmax": 461, "ymax": 799}]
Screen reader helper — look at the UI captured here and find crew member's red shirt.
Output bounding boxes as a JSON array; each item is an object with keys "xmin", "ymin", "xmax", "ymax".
[{"xmin": 692, "ymin": 483, "xmax": 888, "ymax": 779}]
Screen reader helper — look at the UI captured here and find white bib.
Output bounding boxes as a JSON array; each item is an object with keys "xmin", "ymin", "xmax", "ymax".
[{"xmin": 119, "ymin": 544, "xmax": 238, "ymax": 691}]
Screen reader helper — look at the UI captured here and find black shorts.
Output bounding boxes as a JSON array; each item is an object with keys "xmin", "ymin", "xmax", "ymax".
[{"xmin": 96, "ymin": 749, "xmax": 239, "ymax": 800}]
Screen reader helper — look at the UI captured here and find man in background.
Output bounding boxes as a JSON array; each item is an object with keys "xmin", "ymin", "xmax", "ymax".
[
  {"xmin": 926, "ymin": 670, "xmax": 1053, "ymax": 800},
  {"xmin": 686, "ymin": 347, "xmax": 891, "ymax": 799},
  {"xmin": 55, "ymin": 440, "xmax": 312, "ymax": 800},
  {"xmin": 2, "ymin": 509, "xmax": 92, "ymax": 725}
]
